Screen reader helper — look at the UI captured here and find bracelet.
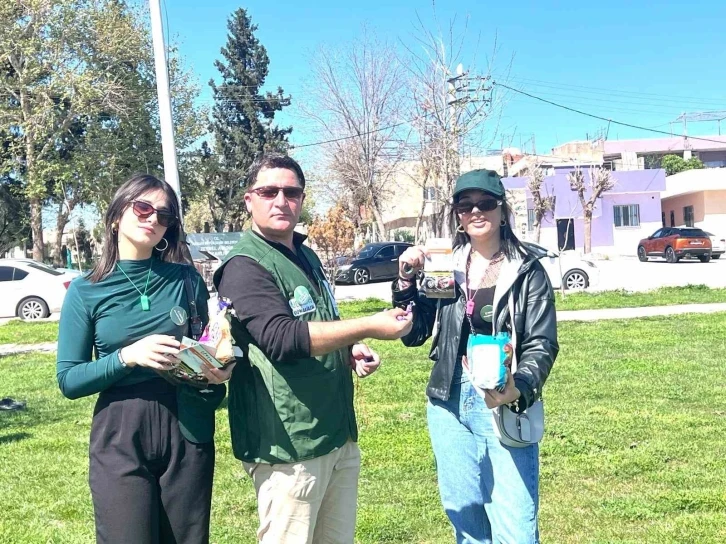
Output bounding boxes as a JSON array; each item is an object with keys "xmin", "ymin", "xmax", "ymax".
[{"xmin": 118, "ymin": 349, "xmax": 128, "ymax": 368}]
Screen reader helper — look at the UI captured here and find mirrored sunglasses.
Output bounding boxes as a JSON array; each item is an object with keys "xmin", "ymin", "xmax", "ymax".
[{"xmin": 248, "ymin": 186, "xmax": 305, "ymax": 200}]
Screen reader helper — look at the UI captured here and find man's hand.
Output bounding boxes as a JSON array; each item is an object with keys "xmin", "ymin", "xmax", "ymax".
[
  {"xmin": 365, "ymin": 308, "xmax": 413, "ymax": 340},
  {"xmin": 350, "ymin": 344, "xmax": 380, "ymax": 378}
]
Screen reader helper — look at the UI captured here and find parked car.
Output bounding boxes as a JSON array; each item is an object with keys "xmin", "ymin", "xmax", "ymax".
[
  {"xmin": 523, "ymin": 242, "xmax": 599, "ymax": 290},
  {"xmin": 335, "ymin": 242, "xmax": 412, "ymax": 285},
  {"xmin": 637, "ymin": 227, "xmax": 712, "ymax": 263},
  {"xmin": 705, "ymin": 231, "xmax": 725, "ymax": 260},
  {"xmin": 0, "ymin": 259, "xmax": 80, "ymax": 320}
]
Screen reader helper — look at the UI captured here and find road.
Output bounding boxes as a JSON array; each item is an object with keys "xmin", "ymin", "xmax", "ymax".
[{"xmin": 334, "ymin": 256, "xmax": 726, "ymax": 302}]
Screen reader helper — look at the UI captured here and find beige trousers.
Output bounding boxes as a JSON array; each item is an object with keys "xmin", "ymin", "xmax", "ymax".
[{"xmin": 243, "ymin": 440, "xmax": 361, "ymax": 544}]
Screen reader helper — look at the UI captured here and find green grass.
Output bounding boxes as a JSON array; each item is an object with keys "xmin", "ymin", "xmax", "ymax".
[
  {"xmin": 2, "ymin": 285, "xmax": 726, "ymax": 347},
  {"xmin": 555, "ymin": 284, "xmax": 726, "ymax": 311},
  {"xmin": 1, "ymin": 312, "xmax": 725, "ymax": 542},
  {"xmin": 0, "ymin": 320, "xmax": 60, "ymax": 344}
]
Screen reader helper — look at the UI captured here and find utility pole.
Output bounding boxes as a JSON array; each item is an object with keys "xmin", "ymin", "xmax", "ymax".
[{"xmin": 149, "ymin": 0, "xmax": 182, "ymax": 217}]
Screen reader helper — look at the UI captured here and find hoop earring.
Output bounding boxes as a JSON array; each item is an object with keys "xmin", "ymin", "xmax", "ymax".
[
  {"xmin": 111, "ymin": 222, "xmax": 118, "ymax": 234},
  {"xmin": 155, "ymin": 238, "xmax": 169, "ymax": 252},
  {"xmin": 500, "ymin": 219, "xmax": 507, "ymax": 227},
  {"xmin": 456, "ymin": 224, "xmax": 466, "ymax": 233}
]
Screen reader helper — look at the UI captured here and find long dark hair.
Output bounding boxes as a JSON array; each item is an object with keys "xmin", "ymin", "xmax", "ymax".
[
  {"xmin": 88, "ymin": 174, "xmax": 187, "ymax": 283},
  {"xmin": 449, "ymin": 194, "xmax": 527, "ymax": 260}
]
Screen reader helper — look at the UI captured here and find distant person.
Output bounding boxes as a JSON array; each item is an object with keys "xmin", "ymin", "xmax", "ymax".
[
  {"xmin": 57, "ymin": 174, "xmax": 234, "ymax": 544},
  {"xmin": 213, "ymin": 153, "xmax": 412, "ymax": 543},
  {"xmin": 393, "ymin": 169, "xmax": 559, "ymax": 543}
]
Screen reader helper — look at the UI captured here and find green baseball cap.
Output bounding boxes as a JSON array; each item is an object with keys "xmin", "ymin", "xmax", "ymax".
[{"xmin": 452, "ymin": 169, "xmax": 505, "ymax": 200}]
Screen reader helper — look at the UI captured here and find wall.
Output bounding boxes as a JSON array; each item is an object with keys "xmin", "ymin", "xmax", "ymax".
[{"xmin": 661, "ymin": 192, "xmax": 706, "ymax": 226}]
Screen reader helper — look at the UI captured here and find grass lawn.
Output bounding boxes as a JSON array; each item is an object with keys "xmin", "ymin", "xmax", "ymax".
[
  {"xmin": 555, "ymin": 284, "xmax": 726, "ymax": 311},
  {"xmin": 1, "ymin": 311, "xmax": 726, "ymax": 543},
  {"xmin": 2, "ymin": 284, "xmax": 726, "ymax": 346}
]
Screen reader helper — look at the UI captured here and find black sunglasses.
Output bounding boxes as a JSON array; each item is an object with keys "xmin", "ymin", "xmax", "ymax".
[
  {"xmin": 131, "ymin": 201, "xmax": 177, "ymax": 227},
  {"xmin": 453, "ymin": 198, "xmax": 502, "ymax": 215},
  {"xmin": 248, "ymin": 186, "xmax": 305, "ymax": 200}
]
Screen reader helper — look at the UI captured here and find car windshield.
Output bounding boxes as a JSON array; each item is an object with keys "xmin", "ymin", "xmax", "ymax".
[
  {"xmin": 355, "ymin": 245, "xmax": 378, "ymax": 259},
  {"xmin": 678, "ymin": 229, "xmax": 708, "ymax": 238},
  {"xmin": 522, "ymin": 242, "xmax": 552, "ymax": 258},
  {"xmin": 26, "ymin": 262, "xmax": 64, "ymax": 276}
]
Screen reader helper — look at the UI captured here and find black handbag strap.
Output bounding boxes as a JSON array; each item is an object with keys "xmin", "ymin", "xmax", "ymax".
[{"xmin": 183, "ymin": 265, "xmax": 203, "ymax": 341}]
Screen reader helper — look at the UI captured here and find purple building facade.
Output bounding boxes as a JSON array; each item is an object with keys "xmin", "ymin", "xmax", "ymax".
[{"xmin": 503, "ymin": 168, "xmax": 666, "ymax": 256}]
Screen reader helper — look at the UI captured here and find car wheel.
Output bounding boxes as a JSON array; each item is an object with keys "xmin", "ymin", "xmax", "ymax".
[
  {"xmin": 17, "ymin": 297, "xmax": 49, "ymax": 320},
  {"xmin": 699, "ymin": 255, "xmax": 711, "ymax": 263},
  {"xmin": 353, "ymin": 268, "xmax": 370, "ymax": 285},
  {"xmin": 665, "ymin": 246, "xmax": 679, "ymax": 263},
  {"xmin": 713, "ymin": 254, "xmax": 721, "ymax": 260},
  {"xmin": 637, "ymin": 246, "xmax": 648, "ymax": 262},
  {"xmin": 563, "ymin": 269, "xmax": 589, "ymax": 290}
]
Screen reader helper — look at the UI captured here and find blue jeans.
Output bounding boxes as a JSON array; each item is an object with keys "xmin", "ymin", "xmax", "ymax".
[{"xmin": 427, "ymin": 380, "xmax": 540, "ymax": 544}]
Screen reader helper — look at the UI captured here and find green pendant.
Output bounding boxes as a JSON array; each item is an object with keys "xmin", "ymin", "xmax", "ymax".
[{"xmin": 140, "ymin": 295, "xmax": 150, "ymax": 311}]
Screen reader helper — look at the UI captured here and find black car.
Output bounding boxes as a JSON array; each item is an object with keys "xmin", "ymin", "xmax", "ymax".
[{"xmin": 335, "ymin": 242, "xmax": 412, "ymax": 285}]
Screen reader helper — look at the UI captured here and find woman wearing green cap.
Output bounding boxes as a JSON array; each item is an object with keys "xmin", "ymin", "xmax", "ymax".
[
  {"xmin": 393, "ymin": 169, "xmax": 558, "ymax": 543},
  {"xmin": 56, "ymin": 174, "xmax": 235, "ymax": 543}
]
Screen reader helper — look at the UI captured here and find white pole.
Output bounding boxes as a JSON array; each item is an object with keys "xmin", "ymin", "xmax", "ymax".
[{"xmin": 149, "ymin": 0, "xmax": 182, "ymax": 216}]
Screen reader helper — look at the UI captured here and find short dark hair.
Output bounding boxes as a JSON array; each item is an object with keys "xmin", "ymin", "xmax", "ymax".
[{"xmin": 246, "ymin": 153, "xmax": 305, "ymax": 189}]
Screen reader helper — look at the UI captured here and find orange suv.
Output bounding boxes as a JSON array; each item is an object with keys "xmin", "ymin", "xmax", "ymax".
[{"xmin": 638, "ymin": 227, "xmax": 712, "ymax": 263}]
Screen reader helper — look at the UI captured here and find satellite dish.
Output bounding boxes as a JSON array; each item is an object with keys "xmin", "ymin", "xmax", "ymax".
[{"xmin": 456, "ymin": 63, "xmax": 464, "ymax": 76}]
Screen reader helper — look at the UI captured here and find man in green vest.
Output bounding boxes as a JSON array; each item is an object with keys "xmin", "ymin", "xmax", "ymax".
[{"xmin": 213, "ymin": 153, "xmax": 413, "ymax": 543}]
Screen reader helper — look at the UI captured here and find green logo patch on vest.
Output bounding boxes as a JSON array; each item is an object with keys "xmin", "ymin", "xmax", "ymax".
[{"xmin": 289, "ymin": 285, "xmax": 316, "ymax": 317}]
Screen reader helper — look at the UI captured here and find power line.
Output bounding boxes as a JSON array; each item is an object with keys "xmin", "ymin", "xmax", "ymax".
[{"xmin": 493, "ymin": 82, "xmax": 726, "ymax": 145}]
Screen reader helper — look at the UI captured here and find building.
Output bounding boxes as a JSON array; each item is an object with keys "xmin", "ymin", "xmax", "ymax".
[
  {"xmin": 661, "ymin": 169, "xmax": 726, "ymax": 235},
  {"xmin": 503, "ymin": 168, "xmax": 666, "ymax": 256},
  {"xmin": 600, "ymin": 135, "xmax": 726, "ymax": 171}
]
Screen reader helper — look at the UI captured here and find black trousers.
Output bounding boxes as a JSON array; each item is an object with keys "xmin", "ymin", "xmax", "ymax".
[{"xmin": 89, "ymin": 379, "xmax": 215, "ymax": 544}]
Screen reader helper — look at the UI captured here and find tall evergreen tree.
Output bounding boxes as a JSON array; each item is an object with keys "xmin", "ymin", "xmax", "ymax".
[{"xmin": 205, "ymin": 8, "xmax": 291, "ymax": 232}]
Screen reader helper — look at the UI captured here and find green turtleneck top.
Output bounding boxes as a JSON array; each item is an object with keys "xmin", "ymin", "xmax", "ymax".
[{"xmin": 56, "ymin": 258, "xmax": 209, "ymax": 399}]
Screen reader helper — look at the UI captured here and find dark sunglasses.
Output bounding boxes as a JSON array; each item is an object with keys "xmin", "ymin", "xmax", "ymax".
[
  {"xmin": 131, "ymin": 201, "xmax": 177, "ymax": 227},
  {"xmin": 453, "ymin": 198, "xmax": 502, "ymax": 215},
  {"xmin": 248, "ymin": 186, "xmax": 305, "ymax": 200}
]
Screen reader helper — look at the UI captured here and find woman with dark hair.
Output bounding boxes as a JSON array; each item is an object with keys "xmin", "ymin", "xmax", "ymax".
[
  {"xmin": 393, "ymin": 169, "xmax": 559, "ymax": 543},
  {"xmin": 57, "ymin": 174, "xmax": 234, "ymax": 544}
]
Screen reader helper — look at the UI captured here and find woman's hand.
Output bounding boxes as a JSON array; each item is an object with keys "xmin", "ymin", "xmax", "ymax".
[
  {"xmin": 350, "ymin": 343, "xmax": 381, "ymax": 378},
  {"xmin": 398, "ymin": 246, "xmax": 428, "ymax": 278},
  {"xmin": 200, "ymin": 362, "xmax": 237, "ymax": 385},
  {"xmin": 483, "ymin": 371, "xmax": 521, "ymax": 409},
  {"xmin": 120, "ymin": 335, "xmax": 180, "ymax": 370}
]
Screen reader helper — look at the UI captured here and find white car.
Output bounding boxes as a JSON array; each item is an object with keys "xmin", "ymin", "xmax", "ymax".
[
  {"xmin": 705, "ymin": 232, "xmax": 725, "ymax": 260},
  {"xmin": 0, "ymin": 259, "xmax": 80, "ymax": 320},
  {"xmin": 522, "ymin": 242, "xmax": 600, "ymax": 290}
]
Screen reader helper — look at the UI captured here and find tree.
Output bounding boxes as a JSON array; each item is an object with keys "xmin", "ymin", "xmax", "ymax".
[
  {"xmin": 302, "ymin": 30, "xmax": 407, "ymax": 242},
  {"xmin": 204, "ymin": 8, "xmax": 292, "ymax": 232},
  {"xmin": 567, "ymin": 167, "xmax": 615, "ymax": 254},
  {"xmin": 661, "ymin": 154, "xmax": 704, "ymax": 176},
  {"xmin": 307, "ymin": 204, "xmax": 355, "ymax": 293},
  {"xmin": 404, "ymin": 13, "xmax": 509, "ymax": 237},
  {"xmin": 526, "ymin": 166, "xmax": 555, "ymax": 243},
  {"xmin": 0, "ymin": 0, "xmax": 149, "ymax": 261}
]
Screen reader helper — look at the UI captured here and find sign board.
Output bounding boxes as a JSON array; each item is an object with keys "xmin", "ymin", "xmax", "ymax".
[{"xmin": 186, "ymin": 232, "xmax": 243, "ymax": 260}]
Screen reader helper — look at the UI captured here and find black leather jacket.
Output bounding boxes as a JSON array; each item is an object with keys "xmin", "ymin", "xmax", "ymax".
[{"xmin": 392, "ymin": 251, "xmax": 559, "ymax": 413}]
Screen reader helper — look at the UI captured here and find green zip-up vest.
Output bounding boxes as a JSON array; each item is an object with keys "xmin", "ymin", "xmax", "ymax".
[{"xmin": 213, "ymin": 230, "xmax": 357, "ymax": 464}]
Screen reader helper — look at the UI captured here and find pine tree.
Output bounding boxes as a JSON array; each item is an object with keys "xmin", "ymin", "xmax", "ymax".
[{"xmin": 205, "ymin": 8, "xmax": 292, "ymax": 232}]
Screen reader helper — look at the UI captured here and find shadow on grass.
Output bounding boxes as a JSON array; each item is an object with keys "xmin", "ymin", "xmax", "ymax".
[{"xmin": 0, "ymin": 432, "xmax": 32, "ymax": 445}]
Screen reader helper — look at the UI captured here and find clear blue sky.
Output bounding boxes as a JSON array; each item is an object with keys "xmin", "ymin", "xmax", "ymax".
[{"xmin": 163, "ymin": 0, "xmax": 726, "ymax": 155}]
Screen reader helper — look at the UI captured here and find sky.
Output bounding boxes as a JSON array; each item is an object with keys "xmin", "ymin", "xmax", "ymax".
[{"xmin": 161, "ymin": 0, "xmax": 726, "ymax": 159}]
